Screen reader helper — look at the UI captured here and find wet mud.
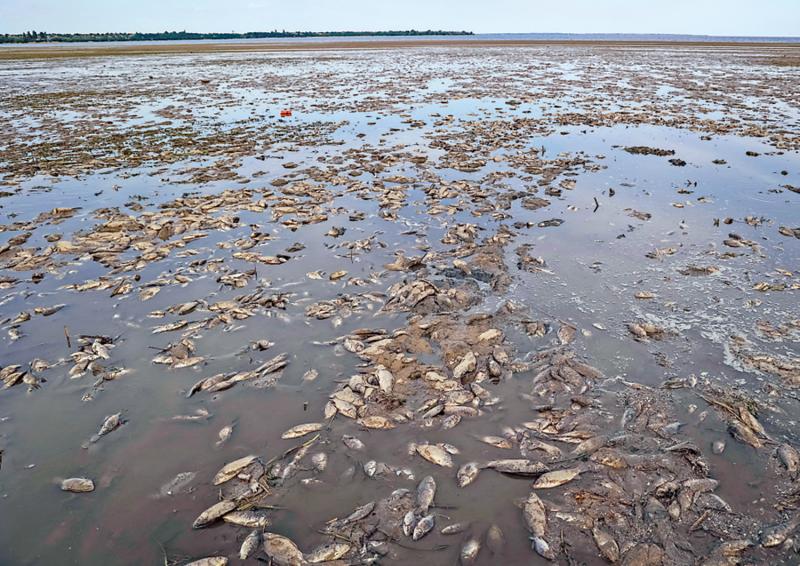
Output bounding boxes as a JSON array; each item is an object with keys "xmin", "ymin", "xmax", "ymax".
[{"xmin": 0, "ymin": 43, "xmax": 799, "ymax": 565}]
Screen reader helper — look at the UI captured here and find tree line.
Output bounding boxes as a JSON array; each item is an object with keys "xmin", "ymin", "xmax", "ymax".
[{"xmin": 0, "ymin": 30, "xmax": 473, "ymax": 44}]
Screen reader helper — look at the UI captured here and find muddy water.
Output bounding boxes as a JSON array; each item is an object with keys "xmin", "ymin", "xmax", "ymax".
[{"xmin": 1, "ymin": 45, "xmax": 799, "ymax": 565}]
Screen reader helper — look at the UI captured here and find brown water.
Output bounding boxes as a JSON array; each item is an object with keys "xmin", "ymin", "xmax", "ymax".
[{"xmin": 1, "ymin": 44, "xmax": 799, "ymax": 565}]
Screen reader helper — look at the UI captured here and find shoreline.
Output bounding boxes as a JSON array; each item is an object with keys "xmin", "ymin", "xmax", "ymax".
[{"xmin": 2, "ymin": 38, "xmax": 800, "ymax": 60}]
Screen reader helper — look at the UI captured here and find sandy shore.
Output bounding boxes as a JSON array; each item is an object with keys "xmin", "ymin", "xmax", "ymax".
[{"xmin": 2, "ymin": 38, "xmax": 800, "ymax": 60}]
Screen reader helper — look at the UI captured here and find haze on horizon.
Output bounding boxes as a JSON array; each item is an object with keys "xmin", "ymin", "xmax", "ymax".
[{"xmin": 1, "ymin": 0, "xmax": 798, "ymax": 37}]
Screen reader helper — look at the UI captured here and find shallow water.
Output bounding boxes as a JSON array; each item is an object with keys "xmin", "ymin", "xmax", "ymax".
[{"xmin": 1, "ymin": 45, "xmax": 799, "ymax": 565}]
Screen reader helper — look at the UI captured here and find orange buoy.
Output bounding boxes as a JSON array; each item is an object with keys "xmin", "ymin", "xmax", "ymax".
[{"xmin": 280, "ymin": 109, "xmax": 292, "ymax": 117}]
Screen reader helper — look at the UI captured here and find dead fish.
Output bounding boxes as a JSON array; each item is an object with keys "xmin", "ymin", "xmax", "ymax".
[
  {"xmin": 216, "ymin": 424, "xmax": 234, "ymax": 446},
  {"xmin": 453, "ymin": 351, "xmax": 477, "ymax": 380},
  {"xmin": 620, "ymin": 406, "xmax": 637, "ymax": 429},
  {"xmin": 85, "ymin": 412, "xmax": 123, "ymax": 445},
  {"xmin": 728, "ymin": 421, "xmax": 763, "ymax": 448},
  {"xmin": 331, "ymin": 397, "xmax": 357, "ymax": 418},
  {"xmin": 358, "ymin": 415, "xmax": 395, "ymax": 430},
  {"xmin": 412, "ymin": 514, "xmax": 435, "ymax": 540},
  {"xmin": 403, "ymin": 510, "xmax": 418, "ymax": 537},
  {"xmin": 311, "ymin": 452, "xmax": 328, "ymax": 472},
  {"xmin": 305, "ymin": 542, "xmax": 351, "ymax": 563},
  {"xmin": 592, "ymin": 525, "xmax": 620, "ymax": 562},
  {"xmin": 212, "ymin": 455, "xmax": 257, "ymax": 485},
  {"xmin": 342, "ymin": 435, "xmax": 365, "ymax": 451},
  {"xmin": 444, "ymin": 405, "xmax": 479, "ymax": 417},
  {"xmin": 156, "ymin": 471, "xmax": 196, "ymax": 498},
  {"xmin": 172, "ymin": 356, "xmax": 204, "ymax": 369},
  {"xmin": 778, "ymin": 443, "xmax": 800, "ymax": 474},
  {"xmin": 524, "ymin": 492, "xmax": 554, "ymax": 560},
  {"xmin": 487, "ymin": 524, "xmax": 505, "ymax": 555},
  {"xmin": 478, "ymin": 328, "xmax": 503, "ymax": 343},
  {"xmin": 761, "ymin": 515, "xmax": 800, "ymax": 547},
  {"xmin": 476, "ymin": 435, "xmax": 513, "ymax": 449},
  {"xmin": 417, "ymin": 444, "xmax": 454, "ymax": 467},
  {"xmin": 485, "ymin": 459, "xmax": 549, "ymax": 476},
  {"xmin": 185, "ymin": 558, "xmax": 228, "ymax": 566},
  {"xmin": 526, "ymin": 439, "xmax": 563, "ymax": 459},
  {"xmin": 683, "ymin": 478, "xmax": 719, "ymax": 497},
  {"xmin": 30, "ymin": 358, "xmax": 49, "ymax": 372},
  {"xmin": 667, "ymin": 500, "xmax": 681, "ymax": 521},
  {"xmin": 531, "ymin": 536, "xmax": 555, "ymax": 561},
  {"xmin": 443, "ymin": 443, "xmax": 460, "ymax": 455},
  {"xmin": 589, "ymin": 448, "xmax": 628, "ymax": 469},
  {"xmin": 152, "ymin": 320, "xmax": 189, "ymax": 334},
  {"xmin": 557, "ymin": 324, "xmax": 576, "ymax": 344},
  {"xmin": 702, "ymin": 539, "xmax": 753, "ymax": 566},
  {"xmin": 457, "ymin": 462, "xmax": 481, "ymax": 487},
  {"xmin": 60, "ymin": 477, "xmax": 94, "ymax": 493},
  {"xmin": 342, "ymin": 500, "xmax": 375, "ymax": 523},
  {"xmin": 34, "ymin": 304, "xmax": 66, "ymax": 316},
  {"xmin": 367, "ymin": 540, "xmax": 389, "ymax": 555},
  {"xmin": 397, "ymin": 467, "xmax": 415, "ymax": 481},
  {"xmin": 224, "ymin": 510, "xmax": 271, "ymax": 528},
  {"xmin": 97, "ymin": 413, "xmax": 122, "ymax": 436},
  {"xmin": 252, "ymin": 339, "xmax": 275, "ymax": 351},
  {"xmin": 717, "ymin": 539, "xmax": 752, "ymax": 556},
  {"xmin": 375, "ymin": 366, "xmax": 394, "ymax": 393},
  {"xmin": 570, "ymin": 435, "xmax": 608, "ymax": 458},
  {"xmin": 240, "ymin": 530, "xmax": 262, "ymax": 560},
  {"xmin": 282, "ymin": 422, "xmax": 323, "ymax": 439},
  {"xmin": 192, "ymin": 500, "xmax": 236, "ymax": 528},
  {"xmin": 172, "ymin": 408, "xmax": 211, "ymax": 422},
  {"xmin": 701, "ymin": 493, "xmax": 732, "ymax": 513},
  {"xmin": 187, "ymin": 374, "xmax": 224, "ymax": 397},
  {"xmin": 532, "ymin": 467, "xmax": 582, "ymax": 489},
  {"xmin": 523, "ymin": 492, "xmax": 547, "ymax": 537},
  {"xmin": 323, "ymin": 401, "xmax": 337, "ymax": 419},
  {"xmin": 263, "ymin": 532, "xmax": 306, "ymax": 565},
  {"xmin": 441, "ymin": 414, "xmax": 462, "ymax": 430},
  {"xmin": 460, "ymin": 538, "xmax": 481, "ymax": 564},
  {"xmin": 326, "ymin": 226, "xmax": 345, "ymax": 237},
  {"xmin": 677, "ymin": 483, "xmax": 714, "ymax": 514},
  {"xmin": 343, "ymin": 338, "xmax": 364, "ymax": 353},
  {"xmin": 173, "ymin": 301, "xmax": 200, "ymax": 315},
  {"xmin": 627, "ymin": 323, "xmax": 648, "ymax": 340},
  {"xmin": 421, "ymin": 403, "xmax": 444, "ymax": 419},
  {"xmin": 622, "ymin": 543, "xmax": 665, "ymax": 565},
  {"xmin": 91, "ymin": 340, "xmax": 111, "ymax": 359},
  {"xmin": 417, "ymin": 475, "xmax": 436, "ymax": 511},
  {"xmin": 441, "ymin": 522, "xmax": 470, "ymax": 535}
]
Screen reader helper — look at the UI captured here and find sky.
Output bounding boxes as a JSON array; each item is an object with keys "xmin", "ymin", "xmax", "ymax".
[{"xmin": 1, "ymin": 0, "xmax": 799, "ymax": 37}]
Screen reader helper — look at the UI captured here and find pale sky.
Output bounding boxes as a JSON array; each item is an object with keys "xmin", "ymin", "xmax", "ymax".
[{"xmin": 1, "ymin": 0, "xmax": 798, "ymax": 37}]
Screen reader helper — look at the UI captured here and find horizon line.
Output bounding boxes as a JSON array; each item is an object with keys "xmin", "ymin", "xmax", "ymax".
[{"xmin": 3, "ymin": 30, "xmax": 800, "ymax": 39}]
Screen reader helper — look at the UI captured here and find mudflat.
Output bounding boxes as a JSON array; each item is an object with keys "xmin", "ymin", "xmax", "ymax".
[
  {"xmin": 0, "ymin": 42, "xmax": 799, "ymax": 565},
  {"xmin": 1, "ymin": 37, "xmax": 800, "ymax": 60}
]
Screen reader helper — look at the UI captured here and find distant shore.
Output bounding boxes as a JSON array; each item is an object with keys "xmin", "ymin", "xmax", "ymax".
[
  {"xmin": 0, "ymin": 30, "xmax": 473, "ymax": 44},
  {"xmin": 2, "ymin": 37, "xmax": 800, "ymax": 61}
]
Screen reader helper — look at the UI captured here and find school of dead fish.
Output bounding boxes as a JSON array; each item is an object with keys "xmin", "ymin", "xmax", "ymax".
[{"xmin": 0, "ymin": 43, "xmax": 799, "ymax": 565}]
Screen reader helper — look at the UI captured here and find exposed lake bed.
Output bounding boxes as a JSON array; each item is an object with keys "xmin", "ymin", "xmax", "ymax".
[{"xmin": 1, "ymin": 42, "xmax": 799, "ymax": 565}]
